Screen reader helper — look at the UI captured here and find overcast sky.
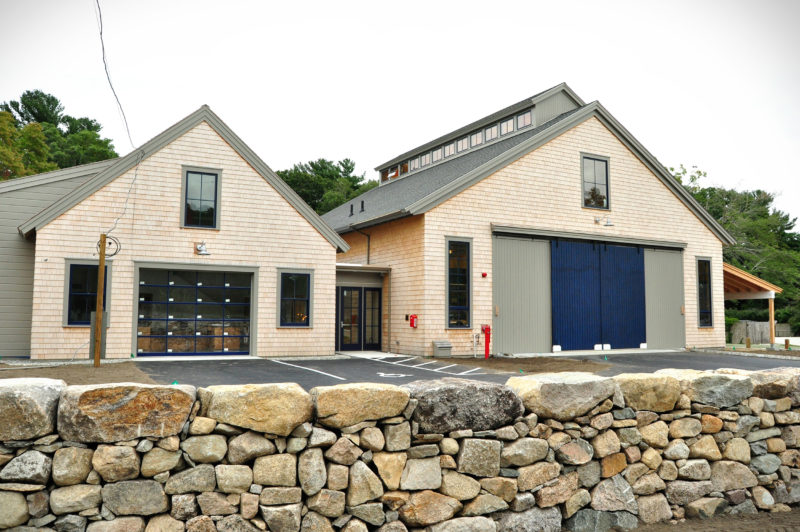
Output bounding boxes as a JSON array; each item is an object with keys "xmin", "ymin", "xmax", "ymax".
[{"xmin": 2, "ymin": 0, "xmax": 799, "ymax": 221}]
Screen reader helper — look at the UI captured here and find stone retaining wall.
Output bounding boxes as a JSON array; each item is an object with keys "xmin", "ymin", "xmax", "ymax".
[{"xmin": 2, "ymin": 368, "xmax": 800, "ymax": 532}]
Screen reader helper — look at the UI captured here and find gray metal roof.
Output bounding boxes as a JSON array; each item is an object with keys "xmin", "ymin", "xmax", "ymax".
[
  {"xmin": 16, "ymin": 106, "xmax": 349, "ymax": 252},
  {"xmin": 323, "ymin": 101, "xmax": 735, "ymax": 246},
  {"xmin": 375, "ymin": 83, "xmax": 585, "ymax": 171},
  {"xmin": 0, "ymin": 159, "xmax": 116, "ymax": 194},
  {"xmin": 323, "ymin": 108, "xmax": 584, "ymax": 233}
]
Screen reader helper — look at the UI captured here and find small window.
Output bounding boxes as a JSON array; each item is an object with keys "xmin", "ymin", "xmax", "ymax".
[
  {"xmin": 67, "ymin": 264, "xmax": 107, "ymax": 325},
  {"xmin": 409, "ymin": 158, "xmax": 420, "ymax": 171},
  {"xmin": 380, "ymin": 169, "xmax": 389, "ymax": 182},
  {"xmin": 582, "ymin": 156, "xmax": 609, "ymax": 209},
  {"xmin": 420, "ymin": 153, "xmax": 432, "ymax": 167},
  {"xmin": 400, "ymin": 162, "xmax": 409, "ymax": 175},
  {"xmin": 517, "ymin": 110, "xmax": 532, "ymax": 129},
  {"xmin": 432, "ymin": 147, "xmax": 443, "ymax": 163},
  {"xmin": 485, "ymin": 125, "xmax": 498, "ymax": 142},
  {"xmin": 500, "ymin": 117, "xmax": 514, "ymax": 135},
  {"xmin": 470, "ymin": 131, "xmax": 483, "ymax": 147},
  {"xmin": 360, "ymin": 200, "xmax": 365, "ymax": 212},
  {"xmin": 697, "ymin": 259, "xmax": 713, "ymax": 327},
  {"xmin": 349, "ymin": 204, "xmax": 353, "ymax": 216},
  {"xmin": 184, "ymin": 171, "xmax": 219, "ymax": 228},
  {"xmin": 447, "ymin": 240, "xmax": 470, "ymax": 328},
  {"xmin": 280, "ymin": 272, "xmax": 310, "ymax": 327},
  {"xmin": 389, "ymin": 166, "xmax": 399, "ymax": 178},
  {"xmin": 456, "ymin": 137, "xmax": 470, "ymax": 152},
  {"xmin": 444, "ymin": 143, "xmax": 455, "ymax": 157}
]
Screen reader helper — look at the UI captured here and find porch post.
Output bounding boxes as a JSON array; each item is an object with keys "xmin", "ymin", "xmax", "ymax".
[{"xmin": 769, "ymin": 297, "xmax": 775, "ymax": 346}]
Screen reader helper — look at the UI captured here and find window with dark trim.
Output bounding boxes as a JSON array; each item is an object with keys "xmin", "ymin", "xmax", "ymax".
[
  {"xmin": 582, "ymin": 156, "xmax": 609, "ymax": 209},
  {"xmin": 456, "ymin": 137, "xmax": 469, "ymax": 152},
  {"xmin": 67, "ymin": 264, "xmax": 107, "ymax": 325},
  {"xmin": 409, "ymin": 158, "xmax": 420, "ymax": 171},
  {"xmin": 697, "ymin": 259, "xmax": 713, "ymax": 327},
  {"xmin": 184, "ymin": 171, "xmax": 218, "ymax": 228},
  {"xmin": 500, "ymin": 117, "xmax": 514, "ymax": 135},
  {"xmin": 470, "ymin": 131, "xmax": 483, "ymax": 147},
  {"xmin": 444, "ymin": 143, "xmax": 455, "ymax": 157},
  {"xmin": 517, "ymin": 110, "xmax": 532, "ymax": 129},
  {"xmin": 485, "ymin": 124, "xmax": 498, "ymax": 142},
  {"xmin": 381, "ymin": 169, "xmax": 389, "ymax": 182},
  {"xmin": 447, "ymin": 240, "xmax": 470, "ymax": 328},
  {"xmin": 280, "ymin": 273, "xmax": 310, "ymax": 326},
  {"xmin": 432, "ymin": 147, "xmax": 443, "ymax": 162},
  {"xmin": 400, "ymin": 162, "xmax": 409, "ymax": 175},
  {"xmin": 420, "ymin": 153, "xmax": 432, "ymax": 167}
]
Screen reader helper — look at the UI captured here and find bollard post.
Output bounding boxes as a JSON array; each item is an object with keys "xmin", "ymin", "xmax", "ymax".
[{"xmin": 745, "ymin": 337, "xmax": 751, "ymax": 349}]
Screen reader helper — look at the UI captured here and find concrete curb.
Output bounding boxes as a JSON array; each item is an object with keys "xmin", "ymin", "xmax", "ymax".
[{"xmin": 699, "ymin": 350, "xmax": 800, "ymax": 362}]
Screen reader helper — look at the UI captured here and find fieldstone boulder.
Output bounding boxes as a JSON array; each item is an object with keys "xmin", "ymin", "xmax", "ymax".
[
  {"xmin": 636, "ymin": 494, "xmax": 672, "ymax": 524},
  {"xmin": 710, "ymin": 460, "xmax": 757, "ymax": 491},
  {"xmin": 254, "ymin": 453, "xmax": 297, "ymax": 487},
  {"xmin": 227, "ymin": 431, "xmax": 277, "ymax": 464},
  {"xmin": 590, "ymin": 475, "xmax": 637, "ymax": 514},
  {"xmin": 216, "ymin": 464, "xmax": 254, "ymax": 493},
  {"xmin": 495, "ymin": 507, "xmax": 562, "ymax": 532},
  {"xmin": 398, "ymin": 490, "xmax": 462, "ymax": 526},
  {"xmin": 655, "ymin": 369, "xmax": 752, "ymax": 408},
  {"xmin": 58, "ymin": 383, "xmax": 195, "ymax": 442},
  {"xmin": 440, "ymin": 470, "xmax": 481, "ymax": 500},
  {"xmin": 670, "ymin": 418, "xmax": 702, "ymax": 438},
  {"xmin": 165, "ymin": 465, "xmax": 216, "ymax": 494},
  {"xmin": 54, "ymin": 514, "xmax": 89, "ymax": 532},
  {"xmin": 716, "ymin": 368, "xmax": 791, "ymax": 399},
  {"xmin": 92, "ymin": 445, "xmax": 140, "ymax": 482},
  {"xmin": 665, "ymin": 480, "xmax": 713, "ymax": 505},
  {"xmin": 372, "ymin": 452, "xmax": 407, "ymax": 490},
  {"xmin": 686, "ymin": 497, "xmax": 728, "ymax": 519},
  {"xmin": 197, "ymin": 492, "xmax": 237, "ymax": 515},
  {"xmin": 506, "ymin": 373, "xmax": 616, "ymax": 421},
  {"xmin": 640, "ymin": 421, "xmax": 669, "ymax": 448},
  {"xmin": 723, "ymin": 438, "xmax": 751, "ymax": 463},
  {"xmin": 216, "ymin": 514, "xmax": 261, "ymax": 532},
  {"xmin": 145, "ymin": 514, "xmax": 184, "ymax": 532},
  {"xmin": 348, "ymin": 503, "xmax": 385, "ymax": 526},
  {"xmin": 312, "ymin": 383, "xmax": 409, "ymax": 429},
  {"xmin": 53, "ymin": 446, "xmax": 94, "ymax": 485},
  {"xmin": 427, "ymin": 516, "xmax": 496, "ymax": 532},
  {"xmin": 536, "ymin": 472, "xmax": 579, "ymax": 508},
  {"xmin": 402, "ymin": 378, "xmax": 522, "ymax": 433},
  {"xmin": 751, "ymin": 453, "xmax": 781, "ymax": 474},
  {"xmin": 259, "ymin": 487, "xmax": 303, "ymax": 505},
  {"xmin": 400, "ymin": 457, "xmax": 441, "ymax": 490},
  {"xmin": 260, "ymin": 503, "xmax": 302, "ymax": 532},
  {"xmin": 555, "ymin": 439, "xmax": 593, "ymax": 466},
  {"xmin": 87, "ymin": 517, "xmax": 146, "ymax": 532},
  {"xmin": 678, "ymin": 459, "xmax": 711, "ymax": 480},
  {"xmin": 0, "ymin": 450, "xmax": 51, "ymax": 484},
  {"xmin": 612, "ymin": 373, "xmax": 680, "ymax": 412},
  {"xmin": 50, "ymin": 484, "xmax": 103, "ymax": 515},
  {"xmin": 457, "ymin": 439, "xmax": 501, "ymax": 477},
  {"xmin": 518, "ymin": 462, "xmax": 561, "ymax": 491},
  {"xmin": 141, "ymin": 448, "xmax": 182, "ymax": 477},
  {"xmin": 564, "ymin": 509, "xmax": 637, "ymax": 532},
  {"xmin": 202, "ymin": 383, "xmax": 312, "ymax": 436},
  {"xmin": 347, "ymin": 460, "xmax": 384, "ymax": 506},
  {"xmin": 0, "ymin": 491, "xmax": 28, "ymax": 528},
  {"xmin": 102, "ymin": 480, "xmax": 169, "ymax": 515},
  {"xmin": 462, "ymin": 493, "xmax": 509, "ymax": 516},
  {"xmin": 325, "ymin": 437, "xmax": 363, "ymax": 465},
  {"xmin": 299, "ymin": 448, "xmax": 327, "ymax": 496},
  {"xmin": 181, "ymin": 435, "xmax": 227, "ymax": 463},
  {"xmin": 0, "ymin": 378, "xmax": 65, "ymax": 440}
]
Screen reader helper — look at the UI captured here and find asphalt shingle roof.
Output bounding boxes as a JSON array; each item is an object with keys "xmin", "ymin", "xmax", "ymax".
[{"xmin": 322, "ymin": 107, "xmax": 584, "ymax": 233}]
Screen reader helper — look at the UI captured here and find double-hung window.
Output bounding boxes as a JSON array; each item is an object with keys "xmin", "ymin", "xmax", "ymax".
[
  {"xmin": 581, "ymin": 155, "xmax": 609, "ymax": 209},
  {"xmin": 444, "ymin": 143, "xmax": 455, "ymax": 157},
  {"xmin": 517, "ymin": 110, "xmax": 532, "ymax": 129},
  {"xmin": 280, "ymin": 272, "xmax": 311, "ymax": 327},
  {"xmin": 447, "ymin": 239, "xmax": 470, "ymax": 328},
  {"xmin": 697, "ymin": 259, "xmax": 713, "ymax": 327},
  {"xmin": 500, "ymin": 117, "xmax": 514, "ymax": 135},
  {"xmin": 456, "ymin": 137, "xmax": 470, "ymax": 153},
  {"xmin": 67, "ymin": 264, "xmax": 107, "ymax": 325},
  {"xmin": 432, "ymin": 147, "xmax": 443, "ymax": 163},
  {"xmin": 184, "ymin": 170, "xmax": 219, "ymax": 228},
  {"xmin": 485, "ymin": 124, "xmax": 498, "ymax": 142}
]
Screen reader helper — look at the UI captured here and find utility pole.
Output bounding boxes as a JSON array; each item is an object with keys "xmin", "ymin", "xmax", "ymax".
[{"xmin": 93, "ymin": 233, "xmax": 107, "ymax": 368}]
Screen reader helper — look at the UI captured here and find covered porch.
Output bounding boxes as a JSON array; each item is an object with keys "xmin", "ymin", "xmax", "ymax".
[{"xmin": 723, "ymin": 262, "xmax": 784, "ymax": 345}]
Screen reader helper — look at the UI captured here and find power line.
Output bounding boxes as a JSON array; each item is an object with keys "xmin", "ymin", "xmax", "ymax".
[{"xmin": 94, "ymin": 0, "xmax": 134, "ymax": 150}]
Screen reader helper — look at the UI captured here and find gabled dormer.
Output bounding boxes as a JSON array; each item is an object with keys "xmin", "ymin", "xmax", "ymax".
[{"xmin": 376, "ymin": 83, "xmax": 585, "ymax": 185}]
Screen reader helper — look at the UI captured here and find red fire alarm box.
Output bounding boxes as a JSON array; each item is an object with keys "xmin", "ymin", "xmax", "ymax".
[{"xmin": 409, "ymin": 314, "xmax": 418, "ymax": 328}]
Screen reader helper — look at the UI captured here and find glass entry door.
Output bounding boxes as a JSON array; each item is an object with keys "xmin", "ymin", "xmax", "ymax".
[{"xmin": 337, "ymin": 286, "xmax": 381, "ymax": 351}]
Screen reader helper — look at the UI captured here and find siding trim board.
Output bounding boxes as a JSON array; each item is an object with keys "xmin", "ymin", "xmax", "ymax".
[{"xmin": 491, "ymin": 224, "xmax": 687, "ymax": 250}]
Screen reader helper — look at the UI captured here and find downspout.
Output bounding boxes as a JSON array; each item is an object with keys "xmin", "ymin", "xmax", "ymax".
[{"xmin": 351, "ymin": 227, "xmax": 371, "ymax": 264}]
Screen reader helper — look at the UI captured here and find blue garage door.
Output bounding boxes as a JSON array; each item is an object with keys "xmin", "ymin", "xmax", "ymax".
[{"xmin": 551, "ymin": 241, "xmax": 645, "ymax": 350}]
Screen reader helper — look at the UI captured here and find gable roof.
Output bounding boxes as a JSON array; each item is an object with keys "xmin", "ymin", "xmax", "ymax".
[
  {"xmin": 322, "ymin": 101, "xmax": 735, "ymax": 246},
  {"xmin": 375, "ymin": 83, "xmax": 585, "ymax": 171},
  {"xmin": 0, "ymin": 159, "xmax": 116, "ymax": 195},
  {"xmin": 17, "ymin": 106, "xmax": 349, "ymax": 252}
]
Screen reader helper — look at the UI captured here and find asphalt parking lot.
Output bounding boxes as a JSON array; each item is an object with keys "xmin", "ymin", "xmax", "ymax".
[{"xmin": 134, "ymin": 350, "xmax": 800, "ymax": 388}]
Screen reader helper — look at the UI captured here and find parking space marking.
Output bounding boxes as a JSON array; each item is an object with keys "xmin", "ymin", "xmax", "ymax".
[
  {"xmin": 270, "ymin": 359, "xmax": 346, "ymax": 381},
  {"xmin": 346, "ymin": 353, "xmax": 487, "ymax": 376}
]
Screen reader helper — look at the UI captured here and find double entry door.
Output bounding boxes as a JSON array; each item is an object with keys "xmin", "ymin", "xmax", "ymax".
[{"xmin": 337, "ymin": 286, "xmax": 381, "ymax": 351}]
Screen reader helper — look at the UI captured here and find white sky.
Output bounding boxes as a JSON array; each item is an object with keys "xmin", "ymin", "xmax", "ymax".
[{"xmin": 2, "ymin": 0, "xmax": 799, "ymax": 221}]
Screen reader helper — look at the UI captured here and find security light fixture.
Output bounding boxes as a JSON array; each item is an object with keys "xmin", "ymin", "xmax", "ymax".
[{"xmin": 196, "ymin": 241, "xmax": 210, "ymax": 256}]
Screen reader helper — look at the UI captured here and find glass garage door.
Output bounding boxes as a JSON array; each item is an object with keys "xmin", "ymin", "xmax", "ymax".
[{"xmin": 137, "ymin": 269, "xmax": 251, "ymax": 356}]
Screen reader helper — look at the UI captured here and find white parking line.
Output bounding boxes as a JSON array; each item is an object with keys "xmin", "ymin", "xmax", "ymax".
[
  {"xmin": 458, "ymin": 367, "xmax": 481, "ymax": 375},
  {"xmin": 410, "ymin": 361, "xmax": 436, "ymax": 368},
  {"xmin": 391, "ymin": 357, "xmax": 417, "ymax": 364},
  {"xmin": 345, "ymin": 353, "xmax": 489, "ymax": 377},
  {"xmin": 270, "ymin": 360, "xmax": 346, "ymax": 381},
  {"xmin": 433, "ymin": 364, "xmax": 456, "ymax": 372}
]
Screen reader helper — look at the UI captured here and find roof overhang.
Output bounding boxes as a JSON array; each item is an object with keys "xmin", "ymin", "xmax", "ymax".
[
  {"xmin": 723, "ymin": 262, "xmax": 783, "ymax": 300},
  {"xmin": 335, "ymin": 263, "xmax": 391, "ymax": 274}
]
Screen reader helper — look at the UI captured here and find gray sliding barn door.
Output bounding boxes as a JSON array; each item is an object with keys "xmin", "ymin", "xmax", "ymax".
[{"xmin": 644, "ymin": 248, "xmax": 686, "ymax": 349}]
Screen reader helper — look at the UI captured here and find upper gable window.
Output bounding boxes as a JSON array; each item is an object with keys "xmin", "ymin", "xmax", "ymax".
[
  {"xmin": 500, "ymin": 117, "xmax": 514, "ymax": 136},
  {"xmin": 456, "ymin": 137, "xmax": 469, "ymax": 153},
  {"xmin": 582, "ymin": 155, "xmax": 609, "ymax": 209},
  {"xmin": 485, "ymin": 124, "xmax": 498, "ymax": 142},
  {"xmin": 409, "ymin": 157, "xmax": 420, "ymax": 171},
  {"xmin": 470, "ymin": 131, "xmax": 483, "ymax": 147},
  {"xmin": 444, "ymin": 143, "xmax": 455, "ymax": 157},
  {"xmin": 432, "ymin": 147, "xmax": 443, "ymax": 163},
  {"xmin": 420, "ymin": 153, "xmax": 432, "ymax": 167},
  {"xmin": 184, "ymin": 170, "xmax": 220, "ymax": 228},
  {"xmin": 517, "ymin": 110, "xmax": 532, "ymax": 129}
]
